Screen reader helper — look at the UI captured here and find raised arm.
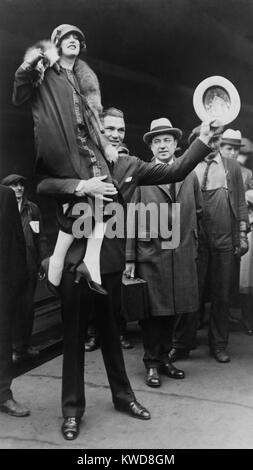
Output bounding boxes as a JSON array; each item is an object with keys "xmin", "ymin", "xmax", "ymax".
[
  {"xmin": 135, "ymin": 138, "xmax": 209, "ymax": 186},
  {"xmin": 12, "ymin": 49, "xmax": 43, "ymax": 106}
]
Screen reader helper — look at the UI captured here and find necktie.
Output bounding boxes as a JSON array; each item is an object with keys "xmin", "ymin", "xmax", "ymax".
[
  {"xmin": 201, "ymin": 160, "xmax": 214, "ymax": 191},
  {"xmin": 170, "ymin": 182, "xmax": 176, "ymax": 202}
]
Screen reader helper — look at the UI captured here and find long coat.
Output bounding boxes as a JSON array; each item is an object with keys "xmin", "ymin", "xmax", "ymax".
[
  {"xmin": 126, "ymin": 171, "xmax": 203, "ymax": 316},
  {"xmin": 0, "ymin": 185, "xmax": 27, "ymax": 402},
  {"xmin": 12, "ymin": 59, "xmax": 112, "ymax": 183},
  {"xmin": 13, "ymin": 58, "xmax": 115, "ymax": 233}
]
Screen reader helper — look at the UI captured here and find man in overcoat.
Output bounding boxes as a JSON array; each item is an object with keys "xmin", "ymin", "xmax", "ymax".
[
  {"xmin": 125, "ymin": 118, "xmax": 203, "ymax": 387},
  {"xmin": 1, "ymin": 174, "xmax": 47, "ymax": 362}
]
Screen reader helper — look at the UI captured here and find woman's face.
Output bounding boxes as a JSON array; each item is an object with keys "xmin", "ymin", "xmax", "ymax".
[{"xmin": 60, "ymin": 33, "xmax": 80, "ymax": 58}]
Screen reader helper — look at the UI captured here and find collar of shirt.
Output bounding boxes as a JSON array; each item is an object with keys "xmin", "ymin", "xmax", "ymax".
[
  {"xmin": 155, "ymin": 156, "xmax": 175, "ymax": 165},
  {"xmin": 195, "ymin": 152, "xmax": 228, "ymax": 190},
  {"xmin": 204, "ymin": 152, "xmax": 221, "ymax": 164}
]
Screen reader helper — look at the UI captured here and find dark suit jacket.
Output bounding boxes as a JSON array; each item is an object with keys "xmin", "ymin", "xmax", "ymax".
[{"xmin": 37, "ymin": 138, "xmax": 210, "ymax": 274}]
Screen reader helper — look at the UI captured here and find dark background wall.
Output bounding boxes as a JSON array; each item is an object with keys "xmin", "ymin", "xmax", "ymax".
[{"xmin": 1, "ymin": 0, "xmax": 253, "ymax": 234}]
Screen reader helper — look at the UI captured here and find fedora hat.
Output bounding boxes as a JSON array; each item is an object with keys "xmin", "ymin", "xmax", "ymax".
[
  {"xmin": 143, "ymin": 118, "xmax": 182, "ymax": 145},
  {"xmin": 220, "ymin": 129, "xmax": 244, "ymax": 147},
  {"xmin": 193, "ymin": 76, "xmax": 241, "ymax": 126}
]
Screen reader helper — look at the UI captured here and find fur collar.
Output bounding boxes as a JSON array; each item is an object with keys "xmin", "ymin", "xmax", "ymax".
[{"xmin": 24, "ymin": 41, "xmax": 101, "ymax": 113}]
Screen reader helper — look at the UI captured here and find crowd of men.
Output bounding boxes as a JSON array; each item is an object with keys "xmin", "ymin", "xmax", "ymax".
[{"xmin": 0, "ymin": 23, "xmax": 253, "ymax": 442}]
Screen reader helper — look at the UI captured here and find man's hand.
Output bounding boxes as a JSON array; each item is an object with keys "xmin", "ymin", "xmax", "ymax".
[
  {"xmin": 198, "ymin": 120, "xmax": 216, "ymax": 146},
  {"xmin": 124, "ymin": 262, "xmax": 135, "ymax": 279},
  {"xmin": 75, "ymin": 175, "xmax": 118, "ymax": 201},
  {"xmin": 239, "ymin": 232, "xmax": 249, "ymax": 257},
  {"xmin": 234, "ymin": 232, "xmax": 249, "ymax": 258}
]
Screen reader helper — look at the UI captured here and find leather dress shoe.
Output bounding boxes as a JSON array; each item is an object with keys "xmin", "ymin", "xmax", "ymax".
[
  {"xmin": 120, "ymin": 335, "xmax": 133, "ymax": 349},
  {"xmin": 210, "ymin": 349, "xmax": 230, "ymax": 363},
  {"xmin": 168, "ymin": 347, "xmax": 190, "ymax": 363},
  {"xmin": 0, "ymin": 399, "xmax": 30, "ymax": 417},
  {"xmin": 115, "ymin": 400, "xmax": 151, "ymax": 420},
  {"xmin": 160, "ymin": 362, "xmax": 185, "ymax": 379},
  {"xmin": 61, "ymin": 417, "xmax": 80, "ymax": 440},
  {"xmin": 146, "ymin": 367, "xmax": 161, "ymax": 387},
  {"xmin": 85, "ymin": 336, "xmax": 100, "ymax": 352}
]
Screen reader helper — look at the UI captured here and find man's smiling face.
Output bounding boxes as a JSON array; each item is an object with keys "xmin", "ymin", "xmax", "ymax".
[{"xmin": 103, "ymin": 115, "xmax": 126, "ymax": 148}]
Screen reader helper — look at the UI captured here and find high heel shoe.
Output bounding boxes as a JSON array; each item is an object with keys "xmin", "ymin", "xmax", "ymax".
[
  {"xmin": 41, "ymin": 257, "xmax": 60, "ymax": 298},
  {"xmin": 74, "ymin": 262, "xmax": 107, "ymax": 295}
]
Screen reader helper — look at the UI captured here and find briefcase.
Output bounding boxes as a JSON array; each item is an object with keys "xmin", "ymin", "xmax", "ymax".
[{"xmin": 121, "ymin": 275, "xmax": 150, "ymax": 322}]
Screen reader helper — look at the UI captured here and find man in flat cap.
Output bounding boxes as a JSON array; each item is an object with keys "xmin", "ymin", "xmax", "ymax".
[
  {"xmin": 0, "ymin": 184, "xmax": 30, "ymax": 417},
  {"xmin": 1, "ymin": 174, "xmax": 47, "ymax": 362},
  {"xmin": 125, "ymin": 118, "xmax": 203, "ymax": 387}
]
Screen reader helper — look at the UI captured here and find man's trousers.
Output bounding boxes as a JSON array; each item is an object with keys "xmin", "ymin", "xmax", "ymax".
[{"xmin": 60, "ymin": 271, "xmax": 135, "ymax": 418}]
